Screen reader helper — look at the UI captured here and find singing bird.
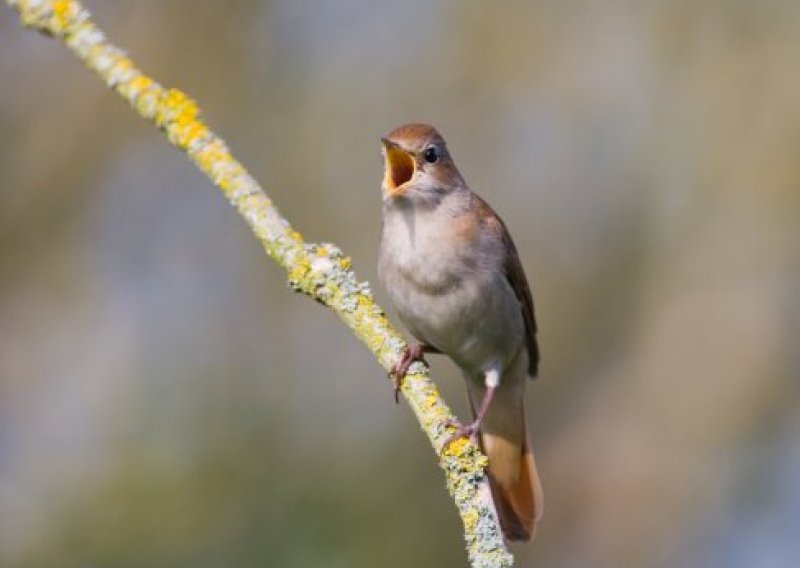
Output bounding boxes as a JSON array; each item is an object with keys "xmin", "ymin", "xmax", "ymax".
[{"xmin": 377, "ymin": 123, "xmax": 544, "ymax": 541}]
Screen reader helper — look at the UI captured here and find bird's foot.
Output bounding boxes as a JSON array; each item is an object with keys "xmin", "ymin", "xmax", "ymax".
[
  {"xmin": 389, "ymin": 344, "xmax": 428, "ymax": 404},
  {"xmin": 441, "ymin": 419, "xmax": 481, "ymax": 454}
]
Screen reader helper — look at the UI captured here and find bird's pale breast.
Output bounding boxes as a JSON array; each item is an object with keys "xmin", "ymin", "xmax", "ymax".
[{"xmin": 379, "ymin": 195, "xmax": 525, "ymax": 378}]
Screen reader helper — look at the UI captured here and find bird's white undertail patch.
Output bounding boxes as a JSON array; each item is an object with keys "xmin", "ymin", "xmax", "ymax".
[{"xmin": 485, "ymin": 366, "xmax": 500, "ymax": 388}]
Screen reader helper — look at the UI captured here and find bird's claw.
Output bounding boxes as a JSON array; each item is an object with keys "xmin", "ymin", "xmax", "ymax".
[
  {"xmin": 441, "ymin": 419, "xmax": 480, "ymax": 454},
  {"xmin": 390, "ymin": 373, "xmax": 403, "ymax": 405},
  {"xmin": 388, "ymin": 344, "xmax": 427, "ymax": 404}
]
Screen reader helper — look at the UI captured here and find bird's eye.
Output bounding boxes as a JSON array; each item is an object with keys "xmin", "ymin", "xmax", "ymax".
[{"xmin": 423, "ymin": 146, "xmax": 439, "ymax": 164}]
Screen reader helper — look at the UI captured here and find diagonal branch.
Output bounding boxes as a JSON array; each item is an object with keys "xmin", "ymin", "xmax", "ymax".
[{"xmin": 4, "ymin": 1, "xmax": 514, "ymax": 566}]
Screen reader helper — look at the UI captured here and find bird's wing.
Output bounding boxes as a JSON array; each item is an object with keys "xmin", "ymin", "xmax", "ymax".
[{"xmin": 479, "ymin": 197, "xmax": 540, "ymax": 377}]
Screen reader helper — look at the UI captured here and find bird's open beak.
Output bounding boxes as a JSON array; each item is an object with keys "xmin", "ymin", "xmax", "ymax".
[{"xmin": 381, "ymin": 138, "xmax": 415, "ymax": 196}]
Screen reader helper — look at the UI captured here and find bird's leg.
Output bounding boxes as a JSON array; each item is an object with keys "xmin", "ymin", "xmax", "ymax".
[
  {"xmin": 442, "ymin": 369, "xmax": 499, "ymax": 453},
  {"xmin": 390, "ymin": 343, "xmax": 439, "ymax": 404}
]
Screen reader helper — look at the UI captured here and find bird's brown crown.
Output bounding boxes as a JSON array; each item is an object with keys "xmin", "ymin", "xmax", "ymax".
[{"xmin": 383, "ymin": 123, "xmax": 444, "ymax": 150}]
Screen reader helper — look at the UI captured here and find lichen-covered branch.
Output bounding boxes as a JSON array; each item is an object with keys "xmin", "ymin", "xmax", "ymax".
[{"xmin": 4, "ymin": 1, "xmax": 514, "ymax": 566}]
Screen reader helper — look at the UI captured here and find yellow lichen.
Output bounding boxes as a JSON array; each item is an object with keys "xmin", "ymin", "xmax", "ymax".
[
  {"xmin": 218, "ymin": 175, "xmax": 236, "ymax": 193},
  {"xmin": 51, "ymin": 0, "xmax": 71, "ymax": 30},
  {"xmin": 171, "ymin": 116, "xmax": 209, "ymax": 149},
  {"xmin": 424, "ymin": 393, "xmax": 439, "ymax": 409},
  {"xmin": 462, "ymin": 508, "xmax": 479, "ymax": 533},
  {"xmin": 110, "ymin": 55, "xmax": 134, "ymax": 78},
  {"xmin": 442, "ymin": 437, "xmax": 471, "ymax": 458},
  {"xmin": 129, "ymin": 75, "xmax": 153, "ymax": 92},
  {"xmin": 164, "ymin": 88, "xmax": 198, "ymax": 118},
  {"xmin": 195, "ymin": 140, "xmax": 231, "ymax": 176}
]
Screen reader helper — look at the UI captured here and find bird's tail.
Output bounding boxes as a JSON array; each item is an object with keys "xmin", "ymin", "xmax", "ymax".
[{"xmin": 465, "ymin": 365, "xmax": 544, "ymax": 541}]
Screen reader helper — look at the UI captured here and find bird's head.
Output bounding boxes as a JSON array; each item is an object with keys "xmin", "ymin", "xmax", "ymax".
[{"xmin": 381, "ymin": 123, "xmax": 464, "ymax": 203}]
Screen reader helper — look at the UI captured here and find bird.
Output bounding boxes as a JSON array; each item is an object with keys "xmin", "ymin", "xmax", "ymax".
[{"xmin": 377, "ymin": 123, "xmax": 544, "ymax": 541}]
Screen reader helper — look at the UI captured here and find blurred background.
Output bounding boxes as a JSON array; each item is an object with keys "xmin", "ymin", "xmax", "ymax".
[{"xmin": 1, "ymin": 0, "xmax": 799, "ymax": 566}]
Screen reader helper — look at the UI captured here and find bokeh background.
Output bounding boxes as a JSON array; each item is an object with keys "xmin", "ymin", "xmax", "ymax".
[{"xmin": 2, "ymin": 1, "xmax": 799, "ymax": 566}]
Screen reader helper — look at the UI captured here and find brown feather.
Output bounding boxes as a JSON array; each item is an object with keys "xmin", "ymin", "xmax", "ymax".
[
  {"xmin": 475, "ymin": 197, "xmax": 540, "ymax": 377},
  {"xmin": 465, "ymin": 361, "xmax": 544, "ymax": 541}
]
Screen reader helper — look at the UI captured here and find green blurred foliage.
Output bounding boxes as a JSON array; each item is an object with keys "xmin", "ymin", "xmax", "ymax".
[{"xmin": 1, "ymin": 1, "xmax": 799, "ymax": 566}]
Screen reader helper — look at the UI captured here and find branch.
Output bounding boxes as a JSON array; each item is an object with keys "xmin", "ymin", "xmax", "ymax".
[{"xmin": 5, "ymin": 1, "xmax": 514, "ymax": 565}]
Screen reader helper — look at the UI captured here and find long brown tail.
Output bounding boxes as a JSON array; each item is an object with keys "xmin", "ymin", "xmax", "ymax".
[{"xmin": 466, "ymin": 377, "xmax": 544, "ymax": 541}]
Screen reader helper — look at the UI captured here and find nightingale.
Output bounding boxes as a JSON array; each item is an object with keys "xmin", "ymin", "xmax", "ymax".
[{"xmin": 377, "ymin": 123, "xmax": 544, "ymax": 541}]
